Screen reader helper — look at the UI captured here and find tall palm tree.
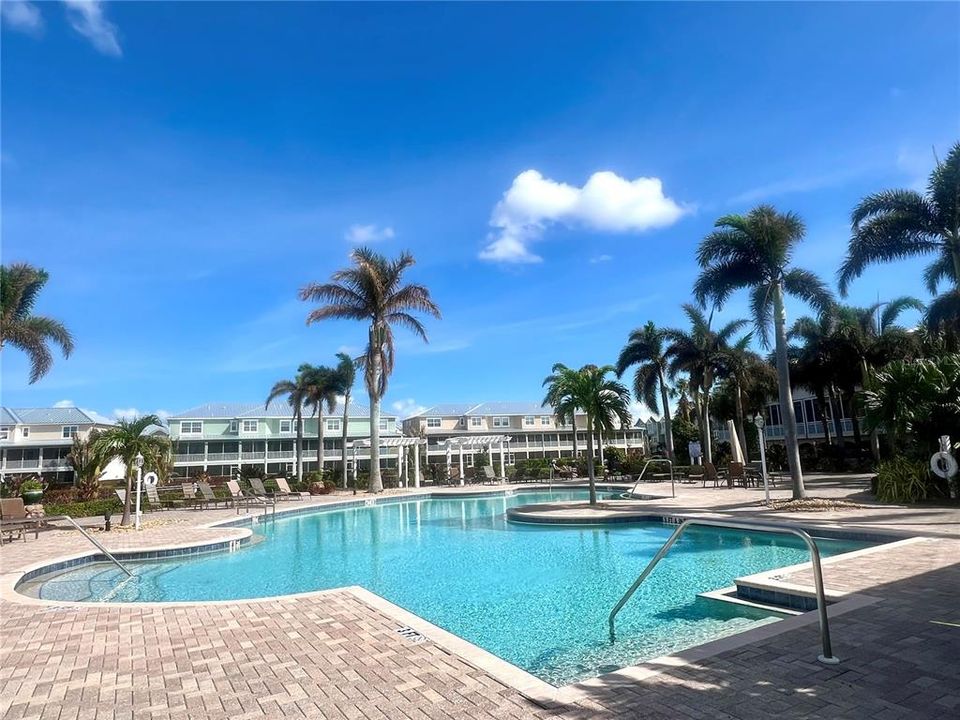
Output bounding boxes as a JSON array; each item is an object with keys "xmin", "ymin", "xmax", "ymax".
[
  {"xmin": 542, "ymin": 363, "xmax": 581, "ymax": 461},
  {"xmin": 266, "ymin": 371, "xmax": 309, "ymax": 481},
  {"xmin": 300, "ymin": 363, "xmax": 343, "ymax": 476},
  {"xmin": 543, "ymin": 364, "xmax": 631, "ymax": 505},
  {"xmin": 335, "ymin": 351, "xmax": 357, "ymax": 488},
  {"xmin": 788, "ymin": 312, "xmax": 847, "ymax": 448},
  {"xmin": 299, "ymin": 247, "xmax": 441, "ymax": 493},
  {"xmin": 616, "ymin": 321, "xmax": 675, "ymax": 461},
  {"xmin": 0, "ymin": 263, "xmax": 74, "ymax": 384},
  {"xmin": 671, "ymin": 377, "xmax": 695, "ymax": 423},
  {"xmin": 92, "ymin": 415, "xmax": 169, "ymax": 526},
  {"xmin": 694, "ymin": 205, "xmax": 833, "ymax": 499},
  {"xmin": 664, "ymin": 305, "xmax": 748, "ymax": 465},
  {"xmin": 839, "ymin": 142, "xmax": 960, "ymax": 337}
]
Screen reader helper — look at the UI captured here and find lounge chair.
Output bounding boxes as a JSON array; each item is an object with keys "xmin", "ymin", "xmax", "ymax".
[
  {"xmin": 728, "ymin": 462, "xmax": 746, "ymax": 488},
  {"xmin": 0, "ymin": 498, "xmax": 40, "ymax": 544},
  {"xmin": 226, "ymin": 480, "xmax": 266, "ymax": 511},
  {"xmin": 701, "ymin": 462, "xmax": 721, "ymax": 488},
  {"xmin": 249, "ymin": 476, "xmax": 293, "ymax": 501},
  {"xmin": 181, "ymin": 482, "xmax": 204, "ymax": 509},
  {"xmin": 197, "ymin": 481, "xmax": 232, "ymax": 509},
  {"xmin": 482, "ymin": 466, "xmax": 503, "ymax": 485},
  {"xmin": 274, "ymin": 477, "xmax": 307, "ymax": 500}
]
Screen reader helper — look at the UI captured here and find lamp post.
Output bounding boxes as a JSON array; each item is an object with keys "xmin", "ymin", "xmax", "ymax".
[
  {"xmin": 134, "ymin": 452, "xmax": 145, "ymax": 530},
  {"xmin": 753, "ymin": 414, "xmax": 769, "ymax": 505}
]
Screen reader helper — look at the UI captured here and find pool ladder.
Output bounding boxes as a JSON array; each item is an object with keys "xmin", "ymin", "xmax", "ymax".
[
  {"xmin": 43, "ymin": 515, "xmax": 133, "ymax": 577},
  {"xmin": 624, "ymin": 458, "xmax": 675, "ymax": 499},
  {"xmin": 607, "ymin": 518, "xmax": 839, "ymax": 664}
]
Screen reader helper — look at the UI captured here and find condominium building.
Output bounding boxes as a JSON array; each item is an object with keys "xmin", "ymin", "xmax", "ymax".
[
  {"xmin": 168, "ymin": 401, "xmax": 400, "ymax": 477},
  {"xmin": 0, "ymin": 407, "xmax": 115, "ymax": 483},
  {"xmin": 402, "ymin": 402, "xmax": 648, "ymax": 465}
]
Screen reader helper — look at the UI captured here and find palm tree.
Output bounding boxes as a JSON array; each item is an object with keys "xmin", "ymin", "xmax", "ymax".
[
  {"xmin": 300, "ymin": 363, "xmax": 344, "ymax": 476},
  {"xmin": 615, "ymin": 321, "xmax": 675, "ymax": 461},
  {"xmin": 664, "ymin": 305, "xmax": 748, "ymax": 465},
  {"xmin": 839, "ymin": 142, "xmax": 959, "ymax": 337},
  {"xmin": 266, "ymin": 371, "xmax": 309, "ymax": 481},
  {"xmin": 788, "ymin": 312, "xmax": 845, "ymax": 447},
  {"xmin": 717, "ymin": 335, "xmax": 765, "ymax": 461},
  {"xmin": 92, "ymin": 415, "xmax": 169, "ymax": 526},
  {"xmin": 694, "ymin": 205, "xmax": 833, "ymax": 499},
  {"xmin": 299, "ymin": 247, "xmax": 441, "ymax": 493},
  {"xmin": 0, "ymin": 263, "xmax": 74, "ymax": 384},
  {"xmin": 335, "ymin": 351, "xmax": 357, "ymax": 488},
  {"xmin": 671, "ymin": 378, "xmax": 695, "ymax": 423},
  {"xmin": 542, "ymin": 363, "xmax": 581, "ymax": 461},
  {"xmin": 543, "ymin": 364, "xmax": 631, "ymax": 505},
  {"xmin": 68, "ymin": 430, "xmax": 106, "ymax": 502}
]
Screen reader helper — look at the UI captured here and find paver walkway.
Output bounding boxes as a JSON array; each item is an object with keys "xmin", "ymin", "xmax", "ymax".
[{"xmin": 1, "ymin": 478, "xmax": 958, "ymax": 719}]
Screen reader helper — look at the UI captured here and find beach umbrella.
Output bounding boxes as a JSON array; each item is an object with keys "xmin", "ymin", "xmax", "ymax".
[{"xmin": 727, "ymin": 420, "xmax": 745, "ymax": 464}]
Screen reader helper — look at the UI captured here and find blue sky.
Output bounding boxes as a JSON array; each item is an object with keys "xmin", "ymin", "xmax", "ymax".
[{"xmin": 2, "ymin": 1, "xmax": 957, "ymax": 422}]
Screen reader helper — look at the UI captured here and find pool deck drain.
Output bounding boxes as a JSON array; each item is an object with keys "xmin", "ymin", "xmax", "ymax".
[{"xmin": 1, "ymin": 476, "xmax": 959, "ymax": 719}]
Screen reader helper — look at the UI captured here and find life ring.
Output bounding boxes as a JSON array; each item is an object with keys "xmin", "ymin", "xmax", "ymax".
[
  {"xmin": 930, "ymin": 452, "xmax": 958, "ymax": 479},
  {"xmin": 143, "ymin": 472, "xmax": 159, "ymax": 487}
]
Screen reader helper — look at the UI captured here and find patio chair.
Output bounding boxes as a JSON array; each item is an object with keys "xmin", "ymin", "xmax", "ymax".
[
  {"xmin": 251, "ymin": 476, "xmax": 294, "ymax": 501},
  {"xmin": 728, "ymin": 462, "xmax": 746, "ymax": 488},
  {"xmin": 226, "ymin": 480, "xmax": 266, "ymax": 510},
  {"xmin": 144, "ymin": 483, "xmax": 176, "ymax": 511},
  {"xmin": 181, "ymin": 482, "xmax": 203, "ymax": 509},
  {"xmin": 0, "ymin": 498, "xmax": 40, "ymax": 544},
  {"xmin": 197, "ymin": 481, "xmax": 232, "ymax": 509},
  {"xmin": 701, "ymin": 462, "xmax": 721, "ymax": 488},
  {"xmin": 482, "ymin": 466, "xmax": 503, "ymax": 485},
  {"xmin": 274, "ymin": 476, "xmax": 308, "ymax": 500}
]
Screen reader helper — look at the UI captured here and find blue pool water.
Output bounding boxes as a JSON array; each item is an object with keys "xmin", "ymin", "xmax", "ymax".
[{"xmin": 26, "ymin": 490, "xmax": 871, "ymax": 685}]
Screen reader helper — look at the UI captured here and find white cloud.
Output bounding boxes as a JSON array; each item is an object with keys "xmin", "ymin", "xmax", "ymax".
[
  {"xmin": 590, "ymin": 254, "xmax": 613, "ymax": 264},
  {"xmin": 345, "ymin": 224, "xmax": 395, "ymax": 244},
  {"xmin": 53, "ymin": 399, "xmax": 75, "ymax": 408},
  {"xmin": 1, "ymin": 0, "xmax": 43, "ymax": 34},
  {"xmin": 113, "ymin": 407, "xmax": 140, "ymax": 420},
  {"xmin": 897, "ymin": 145, "xmax": 936, "ymax": 191},
  {"xmin": 391, "ymin": 398, "xmax": 426, "ymax": 419},
  {"xmin": 155, "ymin": 409, "xmax": 171, "ymax": 422},
  {"xmin": 480, "ymin": 169, "xmax": 689, "ymax": 263},
  {"xmin": 63, "ymin": 0, "xmax": 121, "ymax": 57}
]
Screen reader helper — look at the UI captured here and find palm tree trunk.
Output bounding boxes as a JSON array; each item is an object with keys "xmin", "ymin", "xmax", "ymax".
[
  {"xmin": 701, "ymin": 391, "xmax": 713, "ymax": 464},
  {"xmin": 827, "ymin": 385, "xmax": 844, "ymax": 446},
  {"xmin": 368, "ymin": 331, "xmax": 383, "ymax": 494},
  {"xmin": 860, "ymin": 358, "xmax": 881, "ymax": 462},
  {"xmin": 341, "ymin": 390, "xmax": 350, "ymax": 488},
  {"xmin": 734, "ymin": 379, "xmax": 749, "ymax": 461},
  {"xmin": 773, "ymin": 282, "xmax": 805, "ymax": 499},
  {"xmin": 657, "ymin": 369, "xmax": 675, "ymax": 461},
  {"xmin": 295, "ymin": 411, "xmax": 304, "ymax": 480},
  {"xmin": 815, "ymin": 387, "xmax": 832, "ymax": 445},
  {"xmin": 317, "ymin": 408, "xmax": 324, "ymax": 477},
  {"xmin": 121, "ymin": 472, "xmax": 133, "ymax": 526},
  {"xmin": 585, "ymin": 414, "xmax": 597, "ymax": 506},
  {"xmin": 849, "ymin": 392, "xmax": 864, "ymax": 456}
]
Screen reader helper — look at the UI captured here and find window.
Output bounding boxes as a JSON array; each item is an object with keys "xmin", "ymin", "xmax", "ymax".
[
  {"xmin": 378, "ymin": 418, "xmax": 390, "ymax": 431},
  {"xmin": 0, "ymin": 427, "xmax": 8, "ymax": 440},
  {"xmin": 279, "ymin": 420, "xmax": 292, "ymax": 433},
  {"xmin": 229, "ymin": 420, "xmax": 238, "ymax": 433},
  {"xmin": 241, "ymin": 420, "xmax": 258, "ymax": 433},
  {"xmin": 426, "ymin": 418, "xmax": 442, "ymax": 428},
  {"xmin": 180, "ymin": 421, "xmax": 202, "ymax": 435},
  {"xmin": 523, "ymin": 416, "xmax": 535, "ymax": 426},
  {"xmin": 326, "ymin": 418, "xmax": 341, "ymax": 431},
  {"xmin": 492, "ymin": 417, "xmax": 510, "ymax": 428},
  {"xmin": 62, "ymin": 426, "xmax": 79, "ymax": 439},
  {"xmin": 470, "ymin": 416, "xmax": 482, "ymax": 428},
  {"xmin": 766, "ymin": 405, "xmax": 781, "ymax": 426},
  {"xmin": 540, "ymin": 416, "xmax": 551, "ymax": 426},
  {"xmin": 21, "ymin": 427, "xmax": 30, "ymax": 438}
]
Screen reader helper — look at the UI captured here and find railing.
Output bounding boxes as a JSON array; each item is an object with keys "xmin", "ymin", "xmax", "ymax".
[
  {"xmin": 240, "ymin": 452, "xmax": 263, "ymax": 460},
  {"xmin": 174, "ymin": 454, "xmax": 205, "ymax": 463},
  {"xmin": 608, "ymin": 518, "xmax": 839, "ymax": 665},
  {"xmin": 625, "ymin": 458, "xmax": 675, "ymax": 498},
  {"xmin": 41, "ymin": 458, "xmax": 70, "ymax": 469},
  {"xmin": 267, "ymin": 450, "xmax": 293, "ymax": 459},
  {"xmin": 207, "ymin": 452, "xmax": 239, "ymax": 462},
  {"xmin": 38, "ymin": 515, "xmax": 133, "ymax": 577}
]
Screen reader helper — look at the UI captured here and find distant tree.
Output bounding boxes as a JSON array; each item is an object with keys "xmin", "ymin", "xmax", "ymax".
[
  {"xmin": 299, "ymin": 248, "xmax": 441, "ymax": 493},
  {"xmin": 334, "ymin": 352, "xmax": 358, "ymax": 488},
  {"xmin": 694, "ymin": 205, "xmax": 832, "ymax": 499},
  {"xmin": 266, "ymin": 372, "xmax": 309, "ymax": 480},
  {"xmin": 616, "ymin": 321, "xmax": 676, "ymax": 461},
  {"xmin": 92, "ymin": 415, "xmax": 169, "ymax": 525},
  {"xmin": 0, "ymin": 263, "xmax": 74, "ymax": 384},
  {"xmin": 300, "ymin": 363, "xmax": 345, "ymax": 476}
]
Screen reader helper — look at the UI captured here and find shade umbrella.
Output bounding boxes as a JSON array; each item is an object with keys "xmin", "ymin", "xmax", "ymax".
[{"xmin": 727, "ymin": 420, "xmax": 745, "ymax": 464}]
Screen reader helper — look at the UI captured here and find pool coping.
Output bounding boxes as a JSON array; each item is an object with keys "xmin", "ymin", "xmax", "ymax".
[{"xmin": 0, "ymin": 490, "xmax": 927, "ymax": 707}]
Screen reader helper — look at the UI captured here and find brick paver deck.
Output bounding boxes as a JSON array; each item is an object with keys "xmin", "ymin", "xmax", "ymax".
[{"xmin": 2, "ymin": 479, "xmax": 958, "ymax": 719}]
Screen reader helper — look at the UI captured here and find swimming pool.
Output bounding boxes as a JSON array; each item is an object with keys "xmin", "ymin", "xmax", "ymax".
[{"xmin": 23, "ymin": 490, "xmax": 871, "ymax": 686}]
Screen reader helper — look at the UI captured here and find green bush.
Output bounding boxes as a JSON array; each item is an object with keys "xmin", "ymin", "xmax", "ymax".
[
  {"xmin": 875, "ymin": 457, "xmax": 939, "ymax": 504},
  {"xmin": 43, "ymin": 498, "xmax": 123, "ymax": 518}
]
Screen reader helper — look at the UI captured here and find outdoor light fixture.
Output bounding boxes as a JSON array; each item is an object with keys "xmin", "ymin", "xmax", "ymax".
[{"xmin": 753, "ymin": 414, "xmax": 769, "ymax": 504}]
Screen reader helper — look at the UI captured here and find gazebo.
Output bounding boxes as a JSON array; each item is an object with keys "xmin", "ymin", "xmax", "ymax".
[
  {"xmin": 442, "ymin": 435, "xmax": 511, "ymax": 485},
  {"xmin": 349, "ymin": 437, "xmax": 427, "ymax": 488}
]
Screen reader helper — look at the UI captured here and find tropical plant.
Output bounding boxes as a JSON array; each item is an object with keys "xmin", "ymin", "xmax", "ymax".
[
  {"xmin": 300, "ymin": 363, "xmax": 345, "ymax": 475},
  {"xmin": 615, "ymin": 321, "xmax": 676, "ymax": 461},
  {"xmin": 693, "ymin": 205, "xmax": 833, "ymax": 499},
  {"xmin": 0, "ymin": 263, "xmax": 75, "ymax": 384},
  {"xmin": 68, "ymin": 430, "xmax": 106, "ymax": 502},
  {"xmin": 542, "ymin": 364, "xmax": 631, "ymax": 505},
  {"xmin": 716, "ymin": 335, "xmax": 767, "ymax": 461},
  {"xmin": 299, "ymin": 247, "xmax": 441, "ymax": 493},
  {"xmin": 543, "ymin": 368, "xmax": 581, "ymax": 460},
  {"xmin": 664, "ymin": 305, "xmax": 748, "ymax": 465},
  {"xmin": 789, "ymin": 311, "xmax": 848, "ymax": 447},
  {"xmin": 92, "ymin": 415, "xmax": 170, "ymax": 526},
  {"xmin": 840, "ymin": 142, "xmax": 959, "ymax": 339},
  {"xmin": 266, "ymin": 371, "xmax": 309, "ymax": 480},
  {"xmin": 874, "ymin": 457, "xmax": 937, "ymax": 504},
  {"xmin": 335, "ymin": 351, "xmax": 357, "ymax": 488},
  {"xmin": 670, "ymin": 378, "xmax": 695, "ymax": 423}
]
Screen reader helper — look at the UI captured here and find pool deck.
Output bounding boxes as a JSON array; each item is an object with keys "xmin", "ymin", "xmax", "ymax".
[{"xmin": 1, "ymin": 476, "xmax": 959, "ymax": 719}]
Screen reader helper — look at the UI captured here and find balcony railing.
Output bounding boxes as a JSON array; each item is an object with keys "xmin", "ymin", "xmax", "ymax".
[
  {"xmin": 207, "ymin": 452, "xmax": 239, "ymax": 462},
  {"xmin": 174, "ymin": 453, "xmax": 205, "ymax": 463}
]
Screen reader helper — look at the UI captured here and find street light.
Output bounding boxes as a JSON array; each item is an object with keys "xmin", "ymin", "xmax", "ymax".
[
  {"xmin": 753, "ymin": 414, "xmax": 770, "ymax": 505},
  {"xmin": 134, "ymin": 453, "xmax": 145, "ymax": 531}
]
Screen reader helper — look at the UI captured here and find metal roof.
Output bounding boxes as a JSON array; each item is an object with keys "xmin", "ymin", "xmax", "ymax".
[
  {"xmin": 413, "ymin": 401, "xmax": 567, "ymax": 418},
  {"xmin": 169, "ymin": 400, "xmax": 389, "ymax": 420},
  {"xmin": 0, "ymin": 407, "xmax": 111, "ymax": 426}
]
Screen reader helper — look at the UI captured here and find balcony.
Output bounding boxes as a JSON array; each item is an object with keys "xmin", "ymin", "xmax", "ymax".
[
  {"xmin": 4, "ymin": 459, "xmax": 40, "ymax": 470},
  {"xmin": 207, "ymin": 452, "xmax": 239, "ymax": 462},
  {"xmin": 174, "ymin": 453, "xmax": 205, "ymax": 463}
]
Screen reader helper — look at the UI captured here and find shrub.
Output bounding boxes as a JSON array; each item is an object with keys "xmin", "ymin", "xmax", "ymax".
[
  {"xmin": 20, "ymin": 478, "xmax": 43, "ymax": 492},
  {"xmin": 765, "ymin": 443, "xmax": 787, "ymax": 471},
  {"xmin": 604, "ymin": 446, "xmax": 627, "ymax": 474},
  {"xmin": 43, "ymin": 498, "xmax": 122, "ymax": 518},
  {"xmin": 875, "ymin": 457, "xmax": 940, "ymax": 504},
  {"xmin": 239, "ymin": 466, "xmax": 263, "ymax": 481}
]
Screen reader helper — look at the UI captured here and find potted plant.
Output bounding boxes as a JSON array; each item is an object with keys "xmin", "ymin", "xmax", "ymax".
[{"xmin": 20, "ymin": 477, "xmax": 44, "ymax": 504}]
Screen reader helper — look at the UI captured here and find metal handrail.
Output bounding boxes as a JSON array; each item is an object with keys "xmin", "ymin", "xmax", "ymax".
[
  {"xmin": 44, "ymin": 515, "xmax": 133, "ymax": 577},
  {"xmin": 607, "ymin": 518, "xmax": 839, "ymax": 664},
  {"xmin": 624, "ymin": 458, "xmax": 675, "ymax": 498}
]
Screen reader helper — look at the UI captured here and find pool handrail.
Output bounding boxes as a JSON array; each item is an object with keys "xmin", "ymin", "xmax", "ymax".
[
  {"xmin": 607, "ymin": 517, "xmax": 839, "ymax": 664},
  {"xmin": 624, "ymin": 458, "xmax": 675, "ymax": 498},
  {"xmin": 43, "ymin": 515, "xmax": 133, "ymax": 577}
]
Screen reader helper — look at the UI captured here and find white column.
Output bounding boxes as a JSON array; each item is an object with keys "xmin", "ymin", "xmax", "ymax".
[
  {"xmin": 599, "ymin": 434, "xmax": 605, "ymax": 466},
  {"xmin": 446, "ymin": 446, "xmax": 452, "ymax": 481},
  {"xmin": 458, "ymin": 445, "xmax": 465, "ymax": 485},
  {"xmin": 352, "ymin": 444, "xmax": 358, "ymax": 487},
  {"xmin": 414, "ymin": 442, "xmax": 421, "ymax": 488},
  {"xmin": 398, "ymin": 445, "xmax": 405, "ymax": 487},
  {"xmin": 203, "ymin": 440, "xmax": 208, "ymax": 472},
  {"xmin": 499, "ymin": 440, "xmax": 506, "ymax": 479}
]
